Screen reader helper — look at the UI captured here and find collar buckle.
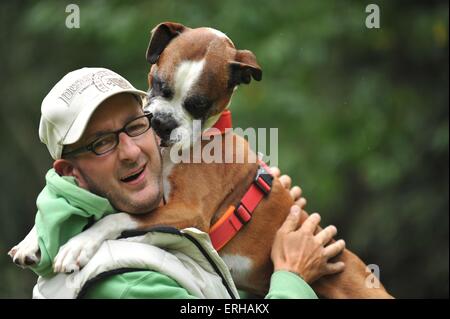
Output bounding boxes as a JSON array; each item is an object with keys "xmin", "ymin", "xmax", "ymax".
[
  {"xmin": 254, "ymin": 166, "xmax": 273, "ymax": 195},
  {"xmin": 235, "ymin": 204, "xmax": 252, "ymax": 224}
]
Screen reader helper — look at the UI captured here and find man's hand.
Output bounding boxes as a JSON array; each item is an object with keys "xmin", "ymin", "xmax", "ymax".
[
  {"xmin": 271, "ymin": 166, "xmax": 304, "ymax": 203},
  {"xmin": 270, "ymin": 166, "xmax": 345, "ymax": 283},
  {"xmin": 271, "ymin": 206, "xmax": 346, "ymax": 283}
]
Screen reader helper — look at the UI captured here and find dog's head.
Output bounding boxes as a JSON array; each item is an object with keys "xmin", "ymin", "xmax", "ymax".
[{"xmin": 144, "ymin": 22, "xmax": 262, "ymax": 147}]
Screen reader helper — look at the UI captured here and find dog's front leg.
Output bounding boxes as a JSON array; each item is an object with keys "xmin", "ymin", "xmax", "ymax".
[
  {"xmin": 8, "ymin": 225, "xmax": 40, "ymax": 268},
  {"xmin": 53, "ymin": 213, "xmax": 137, "ymax": 273},
  {"xmin": 53, "ymin": 198, "xmax": 210, "ymax": 274}
]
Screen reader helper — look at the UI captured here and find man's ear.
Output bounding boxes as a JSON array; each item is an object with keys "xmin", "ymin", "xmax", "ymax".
[
  {"xmin": 53, "ymin": 159, "xmax": 88, "ymax": 189},
  {"xmin": 146, "ymin": 22, "xmax": 187, "ymax": 64},
  {"xmin": 228, "ymin": 49, "xmax": 263, "ymax": 88}
]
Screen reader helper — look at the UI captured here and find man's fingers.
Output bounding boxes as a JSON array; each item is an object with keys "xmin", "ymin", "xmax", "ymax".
[
  {"xmin": 292, "ymin": 197, "xmax": 307, "ymax": 211},
  {"xmin": 294, "ymin": 197, "xmax": 307, "ymax": 210},
  {"xmin": 315, "ymin": 225, "xmax": 337, "ymax": 245},
  {"xmin": 279, "ymin": 175, "xmax": 292, "ymax": 190},
  {"xmin": 299, "ymin": 213, "xmax": 321, "ymax": 234},
  {"xmin": 279, "ymin": 205, "xmax": 301, "ymax": 233},
  {"xmin": 323, "ymin": 239, "xmax": 346, "ymax": 258},
  {"xmin": 289, "ymin": 186, "xmax": 302, "ymax": 201},
  {"xmin": 270, "ymin": 167, "xmax": 281, "ymax": 178},
  {"xmin": 325, "ymin": 261, "xmax": 345, "ymax": 275}
]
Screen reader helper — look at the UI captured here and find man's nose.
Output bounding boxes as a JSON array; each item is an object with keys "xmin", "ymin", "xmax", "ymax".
[
  {"xmin": 117, "ymin": 132, "xmax": 141, "ymax": 161},
  {"xmin": 151, "ymin": 113, "xmax": 178, "ymax": 140}
]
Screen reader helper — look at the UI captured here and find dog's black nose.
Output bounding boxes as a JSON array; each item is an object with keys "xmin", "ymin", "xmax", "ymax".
[{"xmin": 151, "ymin": 113, "xmax": 178, "ymax": 140}]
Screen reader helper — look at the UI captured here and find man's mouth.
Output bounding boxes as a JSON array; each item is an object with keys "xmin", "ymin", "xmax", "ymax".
[{"xmin": 120, "ymin": 165, "xmax": 146, "ymax": 184}]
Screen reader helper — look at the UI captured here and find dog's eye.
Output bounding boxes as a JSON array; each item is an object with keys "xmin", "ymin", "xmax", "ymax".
[
  {"xmin": 151, "ymin": 77, "xmax": 173, "ymax": 99},
  {"xmin": 183, "ymin": 96, "xmax": 211, "ymax": 118}
]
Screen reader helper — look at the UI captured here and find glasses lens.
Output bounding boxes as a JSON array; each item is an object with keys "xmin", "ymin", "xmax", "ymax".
[
  {"xmin": 92, "ymin": 134, "xmax": 117, "ymax": 154},
  {"xmin": 125, "ymin": 116, "xmax": 150, "ymax": 137}
]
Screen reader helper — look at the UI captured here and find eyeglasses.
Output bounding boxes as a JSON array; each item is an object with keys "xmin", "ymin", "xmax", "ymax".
[{"xmin": 62, "ymin": 112, "xmax": 153, "ymax": 157}]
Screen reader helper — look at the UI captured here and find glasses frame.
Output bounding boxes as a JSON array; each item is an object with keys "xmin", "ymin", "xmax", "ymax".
[{"xmin": 62, "ymin": 112, "xmax": 153, "ymax": 158}]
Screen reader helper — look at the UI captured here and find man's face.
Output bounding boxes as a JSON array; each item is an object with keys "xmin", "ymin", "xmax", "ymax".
[{"xmin": 65, "ymin": 93, "xmax": 163, "ymax": 214}]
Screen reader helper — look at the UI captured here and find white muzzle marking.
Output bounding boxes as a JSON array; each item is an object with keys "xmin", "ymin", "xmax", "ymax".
[{"xmin": 147, "ymin": 59, "xmax": 206, "ymax": 149}]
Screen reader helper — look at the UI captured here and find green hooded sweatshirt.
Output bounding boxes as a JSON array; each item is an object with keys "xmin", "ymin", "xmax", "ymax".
[{"xmin": 31, "ymin": 169, "xmax": 318, "ymax": 299}]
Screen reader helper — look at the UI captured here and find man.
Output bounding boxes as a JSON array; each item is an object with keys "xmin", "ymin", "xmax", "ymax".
[{"xmin": 16, "ymin": 67, "xmax": 345, "ymax": 298}]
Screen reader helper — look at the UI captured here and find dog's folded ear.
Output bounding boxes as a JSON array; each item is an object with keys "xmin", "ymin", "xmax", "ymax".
[
  {"xmin": 146, "ymin": 22, "xmax": 186, "ymax": 64},
  {"xmin": 229, "ymin": 50, "xmax": 263, "ymax": 88}
]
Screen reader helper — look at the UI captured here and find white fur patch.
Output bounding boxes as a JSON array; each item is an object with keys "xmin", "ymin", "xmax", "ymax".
[
  {"xmin": 174, "ymin": 60, "xmax": 205, "ymax": 103},
  {"xmin": 220, "ymin": 254, "xmax": 253, "ymax": 287},
  {"xmin": 9, "ymin": 225, "xmax": 40, "ymax": 267}
]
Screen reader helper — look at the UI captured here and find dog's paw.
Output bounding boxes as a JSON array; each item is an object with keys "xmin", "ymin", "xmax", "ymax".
[
  {"xmin": 8, "ymin": 233, "xmax": 41, "ymax": 268},
  {"xmin": 52, "ymin": 213, "xmax": 134, "ymax": 273},
  {"xmin": 53, "ymin": 232, "xmax": 102, "ymax": 273}
]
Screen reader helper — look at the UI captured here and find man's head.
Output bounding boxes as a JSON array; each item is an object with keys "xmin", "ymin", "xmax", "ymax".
[{"xmin": 39, "ymin": 68, "xmax": 163, "ymax": 214}]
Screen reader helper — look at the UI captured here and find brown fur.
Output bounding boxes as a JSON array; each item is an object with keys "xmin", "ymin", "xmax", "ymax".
[
  {"xmin": 131, "ymin": 133, "xmax": 392, "ymax": 298},
  {"xmin": 134, "ymin": 22, "xmax": 393, "ymax": 298}
]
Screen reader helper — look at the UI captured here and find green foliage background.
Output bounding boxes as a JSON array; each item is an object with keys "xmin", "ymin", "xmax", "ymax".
[{"xmin": 0, "ymin": 0, "xmax": 448, "ymax": 298}]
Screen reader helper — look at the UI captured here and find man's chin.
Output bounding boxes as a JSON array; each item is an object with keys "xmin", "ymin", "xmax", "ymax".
[
  {"xmin": 116, "ymin": 191, "xmax": 163, "ymax": 215},
  {"xmin": 126, "ymin": 210, "xmax": 151, "ymax": 216}
]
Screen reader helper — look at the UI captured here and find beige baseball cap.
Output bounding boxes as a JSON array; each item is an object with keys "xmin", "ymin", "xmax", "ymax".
[{"xmin": 39, "ymin": 67, "xmax": 148, "ymax": 159}]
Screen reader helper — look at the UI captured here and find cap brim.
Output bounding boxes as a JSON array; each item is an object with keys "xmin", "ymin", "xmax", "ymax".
[{"xmin": 62, "ymin": 89, "xmax": 147, "ymax": 145}]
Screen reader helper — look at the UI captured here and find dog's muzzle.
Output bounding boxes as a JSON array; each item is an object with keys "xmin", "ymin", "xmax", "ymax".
[{"xmin": 151, "ymin": 113, "xmax": 179, "ymax": 146}]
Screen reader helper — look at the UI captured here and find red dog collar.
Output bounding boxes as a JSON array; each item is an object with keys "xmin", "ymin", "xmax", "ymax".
[
  {"xmin": 206, "ymin": 109, "xmax": 232, "ymax": 135},
  {"xmin": 209, "ymin": 163, "xmax": 273, "ymax": 251},
  {"xmin": 207, "ymin": 110, "xmax": 273, "ymax": 251}
]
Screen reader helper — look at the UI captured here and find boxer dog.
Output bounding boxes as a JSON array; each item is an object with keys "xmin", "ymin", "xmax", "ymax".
[{"xmin": 10, "ymin": 22, "xmax": 392, "ymax": 298}]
